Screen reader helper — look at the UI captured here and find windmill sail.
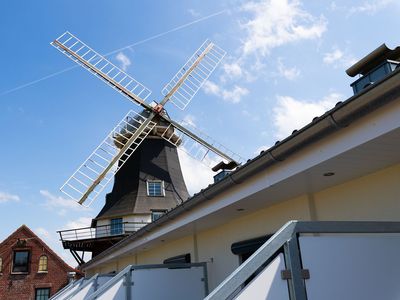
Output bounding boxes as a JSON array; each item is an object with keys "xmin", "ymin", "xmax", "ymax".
[
  {"xmin": 161, "ymin": 40, "xmax": 226, "ymax": 110},
  {"xmin": 51, "ymin": 31, "xmax": 152, "ymax": 107},
  {"xmin": 60, "ymin": 110, "xmax": 156, "ymax": 206},
  {"xmin": 160, "ymin": 119, "xmax": 244, "ymax": 169},
  {"xmin": 52, "ymin": 31, "xmax": 243, "ymax": 205}
]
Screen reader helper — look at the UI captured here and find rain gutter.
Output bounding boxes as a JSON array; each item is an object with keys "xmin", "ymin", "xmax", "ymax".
[{"xmin": 82, "ymin": 67, "xmax": 400, "ymax": 270}]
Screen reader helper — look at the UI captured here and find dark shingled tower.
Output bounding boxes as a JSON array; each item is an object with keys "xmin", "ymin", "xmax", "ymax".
[
  {"xmin": 93, "ymin": 137, "xmax": 189, "ymax": 223},
  {"xmin": 91, "ymin": 114, "xmax": 190, "ymax": 228}
]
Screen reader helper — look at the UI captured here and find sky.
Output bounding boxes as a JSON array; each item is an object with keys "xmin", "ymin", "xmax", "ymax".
[{"xmin": 1, "ymin": 0, "xmax": 399, "ymax": 267}]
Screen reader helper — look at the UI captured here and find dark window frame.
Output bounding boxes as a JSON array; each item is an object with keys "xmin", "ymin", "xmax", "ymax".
[
  {"xmin": 151, "ymin": 210, "xmax": 167, "ymax": 222},
  {"xmin": 12, "ymin": 250, "xmax": 30, "ymax": 274},
  {"xmin": 35, "ymin": 287, "xmax": 51, "ymax": 300}
]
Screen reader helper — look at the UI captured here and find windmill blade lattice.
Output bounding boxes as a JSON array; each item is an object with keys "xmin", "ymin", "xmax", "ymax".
[
  {"xmin": 161, "ymin": 122, "xmax": 244, "ymax": 169},
  {"xmin": 161, "ymin": 40, "xmax": 226, "ymax": 110},
  {"xmin": 60, "ymin": 110, "xmax": 156, "ymax": 206},
  {"xmin": 52, "ymin": 32, "xmax": 244, "ymax": 206},
  {"xmin": 51, "ymin": 32, "xmax": 152, "ymax": 106}
]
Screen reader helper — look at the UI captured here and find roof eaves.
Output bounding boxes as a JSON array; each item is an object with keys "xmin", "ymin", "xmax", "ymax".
[{"xmin": 82, "ymin": 67, "xmax": 400, "ymax": 269}]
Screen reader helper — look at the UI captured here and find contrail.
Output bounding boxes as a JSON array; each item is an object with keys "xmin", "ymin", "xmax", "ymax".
[{"xmin": 0, "ymin": 9, "xmax": 227, "ymax": 97}]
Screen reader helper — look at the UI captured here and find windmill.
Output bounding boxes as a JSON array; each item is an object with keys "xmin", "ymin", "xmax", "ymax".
[{"xmin": 51, "ymin": 32, "xmax": 243, "ymax": 207}]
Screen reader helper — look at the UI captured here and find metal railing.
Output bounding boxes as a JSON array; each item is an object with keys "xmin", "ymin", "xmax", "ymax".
[
  {"xmin": 205, "ymin": 221, "xmax": 400, "ymax": 300},
  {"xmin": 57, "ymin": 222, "xmax": 149, "ymax": 242}
]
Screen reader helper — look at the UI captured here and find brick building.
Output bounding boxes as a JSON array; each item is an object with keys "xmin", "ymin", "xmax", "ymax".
[{"xmin": 0, "ymin": 225, "xmax": 76, "ymax": 300}]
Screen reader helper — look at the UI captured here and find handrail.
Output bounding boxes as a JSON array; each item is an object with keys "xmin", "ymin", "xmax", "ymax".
[
  {"xmin": 57, "ymin": 221, "xmax": 149, "ymax": 242},
  {"xmin": 86, "ymin": 263, "xmax": 207, "ymax": 300},
  {"xmin": 205, "ymin": 221, "xmax": 297, "ymax": 300},
  {"xmin": 205, "ymin": 221, "xmax": 400, "ymax": 300}
]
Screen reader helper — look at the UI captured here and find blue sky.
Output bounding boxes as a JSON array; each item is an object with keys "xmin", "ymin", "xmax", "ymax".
[{"xmin": 1, "ymin": 0, "xmax": 399, "ymax": 266}]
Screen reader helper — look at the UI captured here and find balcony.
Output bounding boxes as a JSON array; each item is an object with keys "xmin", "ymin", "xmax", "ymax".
[{"xmin": 58, "ymin": 222, "xmax": 149, "ymax": 264}]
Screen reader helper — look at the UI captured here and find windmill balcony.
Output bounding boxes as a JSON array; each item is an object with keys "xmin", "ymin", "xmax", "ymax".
[
  {"xmin": 58, "ymin": 222, "xmax": 148, "ymax": 242},
  {"xmin": 57, "ymin": 222, "xmax": 149, "ymax": 259}
]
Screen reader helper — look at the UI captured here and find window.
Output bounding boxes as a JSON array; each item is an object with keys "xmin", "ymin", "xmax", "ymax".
[
  {"xmin": 0, "ymin": 257, "xmax": 2, "ymax": 273},
  {"xmin": 147, "ymin": 180, "xmax": 165, "ymax": 197},
  {"xmin": 38, "ymin": 255, "xmax": 48, "ymax": 272},
  {"xmin": 35, "ymin": 288, "xmax": 50, "ymax": 300},
  {"xmin": 151, "ymin": 210, "xmax": 166, "ymax": 222},
  {"xmin": 12, "ymin": 250, "xmax": 29, "ymax": 273},
  {"xmin": 110, "ymin": 218, "xmax": 123, "ymax": 235}
]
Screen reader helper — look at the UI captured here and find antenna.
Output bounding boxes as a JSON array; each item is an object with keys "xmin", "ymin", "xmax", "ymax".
[{"xmin": 52, "ymin": 32, "xmax": 244, "ymax": 205}]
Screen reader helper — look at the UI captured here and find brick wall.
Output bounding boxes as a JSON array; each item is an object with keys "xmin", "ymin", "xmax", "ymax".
[{"xmin": 0, "ymin": 226, "xmax": 75, "ymax": 300}]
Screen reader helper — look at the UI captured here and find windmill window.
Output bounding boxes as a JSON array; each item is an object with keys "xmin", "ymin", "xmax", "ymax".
[
  {"xmin": 12, "ymin": 250, "xmax": 30, "ymax": 273},
  {"xmin": 110, "ymin": 218, "xmax": 123, "ymax": 235},
  {"xmin": 147, "ymin": 180, "xmax": 165, "ymax": 197},
  {"xmin": 38, "ymin": 255, "xmax": 48, "ymax": 272}
]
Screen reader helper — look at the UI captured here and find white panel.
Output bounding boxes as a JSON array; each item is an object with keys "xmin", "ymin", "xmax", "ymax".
[
  {"xmin": 95, "ymin": 277, "xmax": 125, "ymax": 300},
  {"xmin": 299, "ymin": 234, "xmax": 400, "ymax": 300},
  {"xmin": 70, "ymin": 282, "xmax": 93, "ymax": 300},
  {"xmin": 70, "ymin": 275, "xmax": 114, "ymax": 299},
  {"xmin": 50, "ymin": 280, "xmax": 83, "ymax": 300},
  {"xmin": 54, "ymin": 282, "xmax": 84, "ymax": 299},
  {"xmin": 234, "ymin": 254, "xmax": 289, "ymax": 300},
  {"xmin": 131, "ymin": 266, "xmax": 206, "ymax": 300},
  {"xmin": 96, "ymin": 275, "xmax": 114, "ymax": 286}
]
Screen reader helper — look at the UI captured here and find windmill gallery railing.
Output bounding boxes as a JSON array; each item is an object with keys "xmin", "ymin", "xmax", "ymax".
[{"xmin": 57, "ymin": 222, "xmax": 148, "ymax": 242}]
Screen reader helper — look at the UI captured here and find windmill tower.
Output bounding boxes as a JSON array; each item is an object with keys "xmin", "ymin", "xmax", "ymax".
[
  {"xmin": 52, "ymin": 32, "xmax": 244, "ymax": 263},
  {"xmin": 91, "ymin": 125, "xmax": 190, "ymax": 247}
]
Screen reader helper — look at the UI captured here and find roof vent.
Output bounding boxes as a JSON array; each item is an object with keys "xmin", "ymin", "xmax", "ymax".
[
  {"xmin": 213, "ymin": 170, "xmax": 232, "ymax": 183},
  {"xmin": 346, "ymin": 44, "xmax": 400, "ymax": 95}
]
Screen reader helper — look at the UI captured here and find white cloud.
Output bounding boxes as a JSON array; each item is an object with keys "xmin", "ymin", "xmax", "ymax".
[
  {"xmin": 323, "ymin": 47, "xmax": 357, "ymax": 68},
  {"xmin": 222, "ymin": 62, "xmax": 243, "ymax": 79},
  {"xmin": 40, "ymin": 190, "xmax": 90, "ymax": 215},
  {"xmin": 203, "ymin": 80, "xmax": 220, "ymax": 95},
  {"xmin": 272, "ymin": 93, "xmax": 342, "ymax": 140},
  {"xmin": 115, "ymin": 52, "xmax": 131, "ymax": 71},
  {"xmin": 182, "ymin": 114, "xmax": 196, "ymax": 127},
  {"xmin": 242, "ymin": 109, "xmax": 260, "ymax": 122},
  {"xmin": 222, "ymin": 86, "xmax": 249, "ymax": 103},
  {"xmin": 323, "ymin": 48, "xmax": 343, "ymax": 64},
  {"xmin": 35, "ymin": 227, "xmax": 51, "ymax": 239},
  {"xmin": 188, "ymin": 8, "xmax": 201, "ymax": 17},
  {"xmin": 0, "ymin": 191, "xmax": 20, "ymax": 203},
  {"xmin": 349, "ymin": 0, "xmax": 395, "ymax": 15},
  {"xmin": 64, "ymin": 217, "xmax": 93, "ymax": 230},
  {"xmin": 203, "ymin": 81, "xmax": 249, "ymax": 103},
  {"xmin": 241, "ymin": 0, "xmax": 327, "ymax": 57},
  {"xmin": 277, "ymin": 59, "xmax": 300, "ymax": 80},
  {"xmin": 178, "ymin": 150, "xmax": 215, "ymax": 195}
]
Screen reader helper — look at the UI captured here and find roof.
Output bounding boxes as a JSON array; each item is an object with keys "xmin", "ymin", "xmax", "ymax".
[
  {"xmin": 81, "ymin": 52, "xmax": 400, "ymax": 269},
  {"xmin": 0, "ymin": 224, "xmax": 78, "ymax": 272},
  {"xmin": 346, "ymin": 43, "xmax": 400, "ymax": 77}
]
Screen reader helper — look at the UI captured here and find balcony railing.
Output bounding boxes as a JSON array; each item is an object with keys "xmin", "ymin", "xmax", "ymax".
[{"xmin": 57, "ymin": 222, "xmax": 149, "ymax": 242}]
